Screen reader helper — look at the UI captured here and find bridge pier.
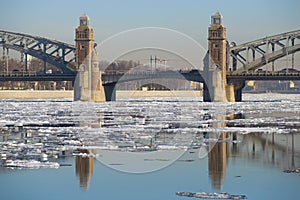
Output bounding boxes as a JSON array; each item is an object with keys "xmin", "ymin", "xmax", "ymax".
[
  {"xmin": 203, "ymin": 67, "xmax": 228, "ymax": 102},
  {"xmin": 226, "ymin": 80, "xmax": 245, "ymax": 102},
  {"xmin": 203, "ymin": 81, "xmax": 212, "ymax": 102},
  {"xmin": 104, "ymin": 84, "xmax": 116, "ymax": 101},
  {"xmin": 234, "ymin": 80, "xmax": 245, "ymax": 102}
]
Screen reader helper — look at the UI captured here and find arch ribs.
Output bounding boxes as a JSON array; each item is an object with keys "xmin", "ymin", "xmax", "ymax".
[
  {"xmin": 229, "ymin": 30, "xmax": 300, "ymax": 74},
  {"xmin": 0, "ymin": 30, "xmax": 76, "ymax": 75}
]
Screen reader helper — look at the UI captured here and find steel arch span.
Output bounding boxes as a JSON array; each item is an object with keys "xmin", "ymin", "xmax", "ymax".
[
  {"xmin": 0, "ymin": 30, "xmax": 76, "ymax": 75},
  {"xmin": 229, "ymin": 29, "xmax": 300, "ymax": 74}
]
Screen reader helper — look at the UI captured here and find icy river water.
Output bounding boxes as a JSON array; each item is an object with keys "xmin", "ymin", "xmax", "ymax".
[{"xmin": 0, "ymin": 93, "xmax": 300, "ymax": 200}]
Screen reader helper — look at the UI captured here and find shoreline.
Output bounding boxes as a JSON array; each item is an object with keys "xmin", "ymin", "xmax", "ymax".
[
  {"xmin": 0, "ymin": 90, "xmax": 203, "ymax": 99},
  {"xmin": 1, "ymin": 90, "xmax": 298, "ymax": 100},
  {"xmin": 0, "ymin": 90, "xmax": 74, "ymax": 99}
]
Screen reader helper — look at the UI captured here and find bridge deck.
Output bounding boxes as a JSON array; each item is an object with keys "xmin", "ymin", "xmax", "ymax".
[
  {"xmin": 227, "ymin": 71, "xmax": 300, "ymax": 81},
  {"xmin": 0, "ymin": 72, "xmax": 76, "ymax": 82},
  {"xmin": 0, "ymin": 70, "xmax": 299, "ymax": 83}
]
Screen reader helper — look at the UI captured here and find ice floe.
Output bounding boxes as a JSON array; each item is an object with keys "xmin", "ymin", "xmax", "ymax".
[
  {"xmin": 283, "ymin": 168, "xmax": 300, "ymax": 173},
  {"xmin": 2, "ymin": 160, "xmax": 59, "ymax": 169},
  {"xmin": 0, "ymin": 95, "xmax": 300, "ymax": 171},
  {"xmin": 176, "ymin": 191, "xmax": 246, "ymax": 199}
]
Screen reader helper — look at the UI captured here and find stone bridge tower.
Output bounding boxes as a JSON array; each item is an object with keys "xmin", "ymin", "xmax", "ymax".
[
  {"xmin": 208, "ymin": 12, "xmax": 227, "ymax": 84},
  {"xmin": 74, "ymin": 14, "xmax": 105, "ymax": 102},
  {"xmin": 204, "ymin": 12, "xmax": 235, "ymax": 102}
]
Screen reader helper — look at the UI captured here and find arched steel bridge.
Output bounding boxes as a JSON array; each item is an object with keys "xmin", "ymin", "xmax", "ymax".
[
  {"xmin": 228, "ymin": 29, "xmax": 300, "ymax": 74},
  {"xmin": 0, "ymin": 30, "xmax": 76, "ymax": 75},
  {"xmin": 0, "ymin": 29, "xmax": 300, "ymax": 83}
]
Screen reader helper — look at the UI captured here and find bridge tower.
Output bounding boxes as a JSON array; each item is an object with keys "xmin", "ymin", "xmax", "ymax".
[
  {"xmin": 74, "ymin": 14, "xmax": 105, "ymax": 102},
  {"xmin": 203, "ymin": 12, "xmax": 235, "ymax": 102},
  {"xmin": 208, "ymin": 12, "xmax": 227, "ymax": 83}
]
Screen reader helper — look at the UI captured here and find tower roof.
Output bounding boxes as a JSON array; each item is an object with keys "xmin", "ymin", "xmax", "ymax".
[
  {"xmin": 212, "ymin": 12, "xmax": 222, "ymax": 18},
  {"xmin": 211, "ymin": 12, "xmax": 223, "ymax": 25},
  {"xmin": 79, "ymin": 13, "xmax": 90, "ymax": 26},
  {"xmin": 80, "ymin": 13, "xmax": 90, "ymax": 21}
]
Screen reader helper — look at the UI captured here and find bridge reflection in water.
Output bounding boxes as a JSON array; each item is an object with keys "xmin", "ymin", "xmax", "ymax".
[
  {"xmin": 208, "ymin": 132, "xmax": 227, "ymax": 190},
  {"xmin": 73, "ymin": 120, "xmax": 299, "ymax": 191},
  {"xmin": 206, "ymin": 114, "xmax": 298, "ymax": 190},
  {"xmin": 75, "ymin": 149, "xmax": 94, "ymax": 189},
  {"xmin": 0, "ymin": 112, "xmax": 298, "ymax": 190}
]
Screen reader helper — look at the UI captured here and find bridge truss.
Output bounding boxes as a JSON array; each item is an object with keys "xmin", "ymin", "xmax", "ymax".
[
  {"xmin": 229, "ymin": 30, "xmax": 300, "ymax": 74},
  {"xmin": 0, "ymin": 30, "xmax": 76, "ymax": 75}
]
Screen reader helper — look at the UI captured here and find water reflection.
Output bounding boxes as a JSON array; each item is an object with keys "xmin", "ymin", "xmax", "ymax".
[
  {"xmin": 208, "ymin": 132, "xmax": 227, "ymax": 190},
  {"xmin": 75, "ymin": 149, "xmax": 94, "ymax": 189},
  {"xmin": 240, "ymin": 132, "xmax": 298, "ymax": 169},
  {"xmin": 0, "ymin": 100, "xmax": 299, "ymax": 193},
  {"xmin": 206, "ymin": 112, "xmax": 299, "ymax": 190},
  {"xmin": 206, "ymin": 114, "xmax": 229, "ymax": 190}
]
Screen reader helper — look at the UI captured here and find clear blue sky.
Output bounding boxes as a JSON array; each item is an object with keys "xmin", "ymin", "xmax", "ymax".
[{"xmin": 1, "ymin": 0, "xmax": 299, "ymax": 47}]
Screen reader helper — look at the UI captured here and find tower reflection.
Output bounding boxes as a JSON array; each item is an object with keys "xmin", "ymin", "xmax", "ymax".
[
  {"xmin": 208, "ymin": 132, "xmax": 227, "ymax": 190},
  {"xmin": 207, "ymin": 114, "xmax": 228, "ymax": 190},
  {"xmin": 206, "ymin": 113, "xmax": 298, "ymax": 190},
  {"xmin": 75, "ymin": 149, "xmax": 94, "ymax": 189}
]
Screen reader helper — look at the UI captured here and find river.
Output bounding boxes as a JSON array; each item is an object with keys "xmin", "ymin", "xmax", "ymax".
[{"xmin": 0, "ymin": 93, "xmax": 299, "ymax": 200}]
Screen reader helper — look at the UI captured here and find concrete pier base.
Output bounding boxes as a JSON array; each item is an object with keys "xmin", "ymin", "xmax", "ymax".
[
  {"xmin": 203, "ymin": 69, "xmax": 227, "ymax": 102},
  {"xmin": 73, "ymin": 67, "xmax": 106, "ymax": 102},
  {"xmin": 91, "ymin": 70, "xmax": 106, "ymax": 102}
]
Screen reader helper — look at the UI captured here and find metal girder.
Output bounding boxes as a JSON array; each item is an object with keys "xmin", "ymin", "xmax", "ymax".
[
  {"xmin": 102, "ymin": 70, "xmax": 206, "ymax": 85},
  {"xmin": 230, "ymin": 30, "xmax": 300, "ymax": 52},
  {"xmin": 269, "ymin": 40, "xmax": 285, "ymax": 47},
  {"xmin": 0, "ymin": 30, "xmax": 76, "ymax": 75},
  {"xmin": 256, "ymin": 47, "xmax": 266, "ymax": 54},
  {"xmin": 229, "ymin": 29, "xmax": 300, "ymax": 74},
  {"xmin": 233, "ymin": 43, "xmax": 300, "ymax": 74}
]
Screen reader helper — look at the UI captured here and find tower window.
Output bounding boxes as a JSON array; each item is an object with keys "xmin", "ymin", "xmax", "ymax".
[
  {"xmin": 81, "ymin": 45, "xmax": 85, "ymax": 49},
  {"xmin": 213, "ymin": 44, "xmax": 219, "ymax": 48},
  {"xmin": 214, "ymin": 18, "xmax": 220, "ymax": 24}
]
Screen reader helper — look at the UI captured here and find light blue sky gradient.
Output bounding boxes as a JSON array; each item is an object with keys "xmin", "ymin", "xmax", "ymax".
[{"xmin": 1, "ymin": 0, "xmax": 299, "ymax": 47}]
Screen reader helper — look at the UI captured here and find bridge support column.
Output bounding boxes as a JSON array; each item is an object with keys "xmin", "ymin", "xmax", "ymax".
[
  {"xmin": 74, "ymin": 61, "xmax": 106, "ymax": 102},
  {"xmin": 203, "ymin": 81, "xmax": 212, "ymax": 102},
  {"xmin": 74, "ymin": 68, "xmax": 89, "ymax": 101},
  {"xmin": 227, "ymin": 80, "xmax": 245, "ymax": 102},
  {"xmin": 203, "ymin": 68, "xmax": 228, "ymax": 102},
  {"xmin": 234, "ymin": 81, "xmax": 245, "ymax": 102},
  {"xmin": 104, "ymin": 84, "xmax": 116, "ymax": 101},
  {"xmin": 91, "ymin": 70, "xmax": 106, "ymax": 102}
]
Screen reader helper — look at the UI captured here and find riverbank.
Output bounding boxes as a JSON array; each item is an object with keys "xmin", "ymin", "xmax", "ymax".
[
  {"xmin": 117, "ymin": 90, "xmax": 202, "ymax": 98},
  {"xmin": 0, "ymin": 90, "xmax": 74, "ymax": 99},
  {"xmin": 0, "ymin": 90, "xmax": 203, "ymax": 99}
]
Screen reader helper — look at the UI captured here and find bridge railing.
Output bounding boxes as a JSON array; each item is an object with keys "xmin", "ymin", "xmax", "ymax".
[
  {"xmin": 0, "ymin": 71, "xmax": 37, "ymax": 77},
  {"xmin": 227, "ymin": 70, "xmax": 300, "ymax": 77},
  {"xmin": 103, "ymin": 69, "xmax": 173, "ymax": 76}
]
